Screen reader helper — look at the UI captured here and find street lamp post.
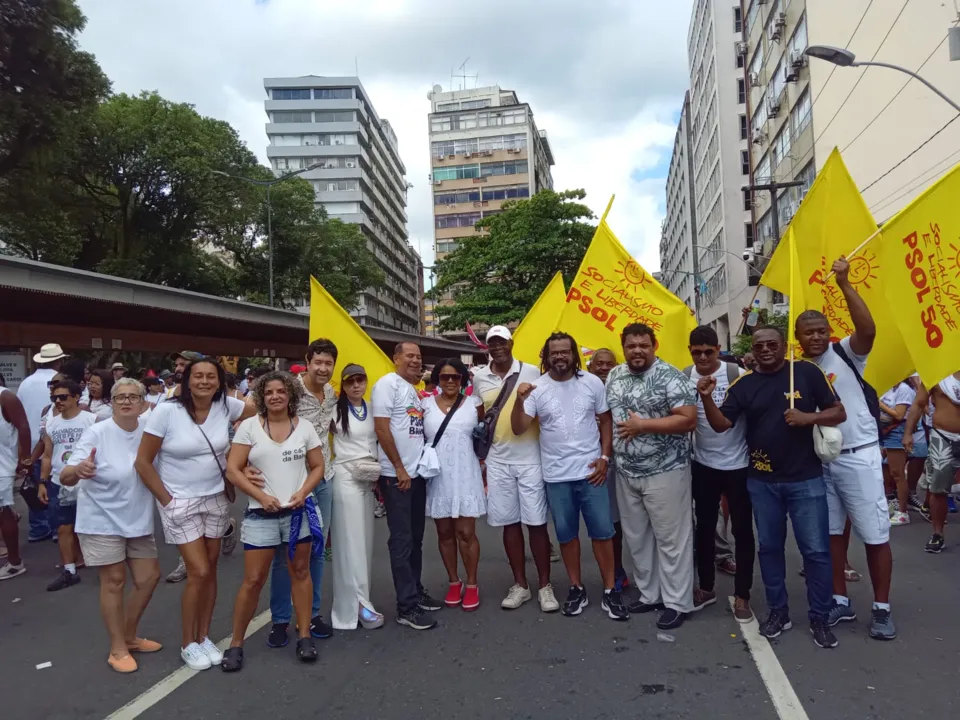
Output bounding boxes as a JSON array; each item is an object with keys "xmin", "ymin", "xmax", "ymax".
[
  {"xmin": 805, "ymin": 45, "xmax": 960, "ymax": 113},
  {"xmin": 212, "ymin": 163, "xmax": 322, "ymax": 307}
]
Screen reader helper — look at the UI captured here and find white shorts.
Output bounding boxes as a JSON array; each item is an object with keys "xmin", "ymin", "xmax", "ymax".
[
  {"xmin": 486, "ymin": 461, "xmax": 547, "ymax": 527},
  {"xmin": 158, "ymin": 493, "xmax": 231, "ymax": 545},
  {"xmin": 0, "ymin": 475, "xmax": 13, "ymax": 508},
  {"xmin": 822, "ymin": 445, "xmax": 889, "ymax": 545},
  {"xmin": 77, "ymin": 533, "xmax": 158, "ymax": 566}
]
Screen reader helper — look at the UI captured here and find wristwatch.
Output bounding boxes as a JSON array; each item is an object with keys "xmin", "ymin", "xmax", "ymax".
[{"xmin": 600, "ymin": 455, "xmax": 611, "ymax": 462}]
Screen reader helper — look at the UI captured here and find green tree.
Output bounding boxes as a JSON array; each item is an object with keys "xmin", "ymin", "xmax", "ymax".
[
  {"xmin": 429, "ymin": 189, "xmax": 595, "ymax": 331},
  {"xmin": 731, "ymin": 311, "xmax": 789, "ymax": 355}
]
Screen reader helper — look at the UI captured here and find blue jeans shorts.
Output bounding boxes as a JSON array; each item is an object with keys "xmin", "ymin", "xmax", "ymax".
[
  {"xmin": 544, "ymin": 478, "xmax": 615, "ymax": 544},
  {"xmin": 241, "ymin": 509, "xmax": 311, "ymax": 550}
]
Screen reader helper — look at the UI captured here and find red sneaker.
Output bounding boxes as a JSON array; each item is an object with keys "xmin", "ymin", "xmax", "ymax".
[
  {"xmin": 462, "ymin": 585, "xmax": 479, "ymax": 611},
  {"xmin": 444, "ymin": 580, "xmax": 463, "ymax": 606}
]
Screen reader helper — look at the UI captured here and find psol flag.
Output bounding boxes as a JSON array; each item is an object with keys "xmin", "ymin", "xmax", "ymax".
[
  {"xmin": 760, "ymin": 148, "xmax": 912, "ymax": 392},
  {"xmin": 309, "ymin": 276, "xmax": 394, "ymax": 397},
  {"xmin": 512, "ymin": 272, "xmax": 565, "ymax": 366},
  {"xmin": 557, "ymin": 199, "xmax": 696, "ymax": 369},
  {"xmin": 878, "ymin": 162, "xmax": 960, "ymax": 388}
]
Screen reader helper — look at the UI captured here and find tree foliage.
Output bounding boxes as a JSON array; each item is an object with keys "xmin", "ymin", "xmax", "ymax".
[
  {"xmin": 429, "ymin": 189, "xmax": 596, "ymax": 331},
  {"xmin": 731, "ymin": 312, "xmax": 789, "ymax": 355}
]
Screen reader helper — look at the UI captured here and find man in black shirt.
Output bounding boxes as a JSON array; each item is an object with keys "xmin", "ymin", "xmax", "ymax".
[{"xmin": 698, "ymin": 327, "xmax": 846, "ymax": 649}]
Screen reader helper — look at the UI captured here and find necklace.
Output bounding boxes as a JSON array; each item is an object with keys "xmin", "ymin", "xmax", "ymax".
[{"xmin": 349, "ymin": 400, "xmax": 368, "ymax": 421}]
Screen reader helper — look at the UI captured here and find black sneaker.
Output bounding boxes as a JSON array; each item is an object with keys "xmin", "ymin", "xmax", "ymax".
[
  {"xmin": 418, "ymin": 590, "xmax": 443, "ymax": 612},
  {"xmin": 925, "ymin": 533, "xmax": 944, "ymax": 553},
  {"xmin": 656, "ymin": 608, "xmax": 686, "ymax": 629},
  {"xmin": 919, "ymin": 504, "xmax": 932, "ymax": 523},
  {"xmin": 908, "ymin": 493, "xmax": 924, "ymax": 513},
  {"xmin": 46, "ymin": 570, "xmax": 80, "ymax": 592},
  {"xmin": 760, "ymin": 610, "xmax": 792, "ymax": 639},
  {"xmin": 397, "ymin": 608, "xmax": 438, "ymax": 630},
  {"xmin": 627, "ymin": 599, "xmax": 664, "ymax": 614},
  {"xmin": 810, "ymin": 619, "xmax": 839, "ymax": 648},
  {"xmin": 267, "ymin": 623, "xmax": 289, "ymax": 648},
  {"xmin": 562, "ymin": 585, "xmax": 589, "ymax": 616},
  {"xmin": 310, "ymin": 615, "xmax": 333, "ymax": 639},
  {"xmin": 601, "ymin": 590, "xmax": 629, "ymax": 621}
]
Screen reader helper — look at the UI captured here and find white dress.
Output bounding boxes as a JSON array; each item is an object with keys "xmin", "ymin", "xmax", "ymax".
[{"xmin": 422, "ymin": 394, "xmax": 486, "ymax": 519}]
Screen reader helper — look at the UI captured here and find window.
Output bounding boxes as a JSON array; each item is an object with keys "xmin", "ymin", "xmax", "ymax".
[
  {"xmin": 271, "ymin": 111, "xmax": 313, "ymax": 123},
  {"xmin": 431, "ymin": 116, "xmax": 452, "ymax": 132},
  {"xmin": 737, "ymin": 78, "xmax": 746, "ymax": 104},
  {"xmin": 314, "ymin": 88, "xmax": 352, "ymax": 100},
  {"xmin": 434, "ymin": 190, "xmax": 481, "ymax": 205},
  {"xmin": 270, "ymin": 134, "xmax": 302, "ymax": 146},
  {"xmin": 739, "ymin": 114, "xmax": 748, "ymax": 140},
  {"xmin": 432, "ymin": 164, "xmax": 481, "ymax": 182},
  {"xmin": 743, "ymin": 189, "xmax": 752, "ymax": 211},
  {"xmin": 770, "ymin": 57, "xmax": 785, "ymax": 102},
  {"xmin": 436, "ymin": 240, "xmax": 461, "ymax": 254},
  {"xmin": 734, "ymin": 6, "xmax": 742, "ymax": 33},
  {"xmin": 482, "ymin": 185, "xmax": 530, "ymax": 201},
  {"xmin": 323, "ymin": 201, "xmax": 360, "ymax": 215},
  {"xmin": 746, "ymin": 0, "xmax": 761, "ymax": 35},
  {"xmin": 771, "ymin": 124, "xmax": 792, "ymax": 168},
  {"xmin": 324, "ymin": 180, "xmax": 358, "ymax": 192},
  {"xmin": 271, "ymin": 88, "xmax": 311, "ymax": 100},
  {"xmin": 435, "ymin": 212, "xmax": 481, "ymax": 229},
  {"xmin": 480, "ymin": 159, "xmax": 528, "ymax": 177},
  {"xmin": 314, "ymin": 111, "xmax": 355, "ymax": 123},
  {"xmin": 757, "ymin": 210, "xmax": 774, "ymax": 242},
  {"xmin": 461, "ymin": 99, "xmax": 491, "ymax": 110},
  {"xmin": 437, "ymin": 102, "xmax": 459, "ymax": 112},
  {"xmin": 741, "ymin": 150, "xmax": 750, "ymax": 175},
  {"xmin": 789, "ymin": 15, "xmax": 808, "ymax": 56},
  {"xmin": 748, "ymin": 41, "xmax": 765, "ymax": 82},
  {"xmin": 791, "ymin": 90, "xmax": 812, "ymax": 135},
  {"xmin": 737, "ymin": 52, "xmax": 745, "ymax": 69},
  {"xmin": 751, "ymin": 94, "xmax": 768, "ymax": 135},
  {"xmin": 745, "ymin": 222, "xmax": 755, "ymax": 247},
  {"xmin": 756, "ymin": 152, "xmax": 771, "ymax": 182},
  {"xmin": 797, "ymin": 160, "xmax": 816, "ymax": 197}
]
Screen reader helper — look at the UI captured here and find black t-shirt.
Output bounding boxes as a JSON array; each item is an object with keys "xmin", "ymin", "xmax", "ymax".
[{"xmin": 720, "ymin": 361, "xmax": 840, "ymax": 483}]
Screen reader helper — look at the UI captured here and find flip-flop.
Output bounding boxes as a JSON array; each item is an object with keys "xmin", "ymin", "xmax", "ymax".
[
  {"xmin": 844, "ymin": 568, "xmax": 862, "ymax": 582},
  {"xmin": 127, "ymin": 638, "xmax": 163, "ymax": 653}
]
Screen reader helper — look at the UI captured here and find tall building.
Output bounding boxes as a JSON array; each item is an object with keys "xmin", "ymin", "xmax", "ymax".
[
  {"xmin": 263, "ymin": 76, "xmax": 421, "ymax": 334},
  {"xmin": 743, "ymin": 0, "xmax": 960, "ymax": 274},
  {"xmin": 681, "ymin": 0, "xmax": 762, "ymax": 347},
  {"xmin": 427, "ymin": 84, "xmax": 555, "ymax": 340},
  {"xmin": 660, "ymin": 91, "xmax": 699, "ymax": 313}
]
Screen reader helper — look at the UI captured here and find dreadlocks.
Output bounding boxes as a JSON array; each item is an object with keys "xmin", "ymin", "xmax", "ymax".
[{"xmin": 539, "ymin": 332, "xmax": 583, "ymax": 377}]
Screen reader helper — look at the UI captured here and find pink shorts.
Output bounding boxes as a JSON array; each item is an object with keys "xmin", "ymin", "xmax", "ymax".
[{"xmin": 158, "ymin": 493, "xmax": 230, "ymax": 545}]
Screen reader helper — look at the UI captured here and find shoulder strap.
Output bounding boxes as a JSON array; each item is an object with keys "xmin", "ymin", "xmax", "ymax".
[
  {"xmin": 195, "ymin": 423, "xmax": 227, "ymax": 481},
  {"xmin": 432, "ymin": 394, "xmax": 465, "ymax": 448},
  {"xmin": 489, "ymin": 362, "xmax": 523, "ymax": 416},
  {"xmin": 832, "ymin": 341, "xmax": 867, "ymax": 390},
  {"xmin": 725, "ymin": 362, "xmax": 739, "ymax": 384}
]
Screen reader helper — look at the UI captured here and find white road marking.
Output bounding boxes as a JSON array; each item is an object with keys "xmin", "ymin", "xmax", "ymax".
[
  {"xmin": 104, "ymin": 609, "xmax": 272, "ymax": 720},
  {"xmin": 730, "ymin": 597, "xmax": 810, "ymax": 720}
]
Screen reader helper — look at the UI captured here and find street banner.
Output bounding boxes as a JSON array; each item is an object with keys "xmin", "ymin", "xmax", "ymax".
[{"xmin": 511, "ymin": 272, "xmax": 565, "ymax": 366}]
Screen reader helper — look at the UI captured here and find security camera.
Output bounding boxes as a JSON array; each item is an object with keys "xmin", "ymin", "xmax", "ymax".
[{"xmin": 742, "ymin": 250, "xmax": 756, "ymax": 264}]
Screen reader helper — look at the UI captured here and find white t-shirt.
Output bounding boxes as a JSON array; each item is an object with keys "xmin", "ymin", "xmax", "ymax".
[
  {"xmin": 0, "ymin": 388, "xmax": 19, "ymax": 479},
  {"xmin": 523, "ymin": 372, "xmax": 609, "ymax": 483},
  {"xmin": 880, "ymin": 383, "xmax": 915, "ymax": 424},
  {"xmin": 144, "ymin": 396, "xmax": 245, "ymax": 499},
  {"xmin": 371, "ymin": 373, "xmax": 424, "ymax": 477},
  {"xmin": 232, "ymin": 416, "xmax": 322, "ymax": 509},
  {"xmin": 472, "ymin": 359, "xmax": 542, "ymax": 466},
  {"xmin": 145, "ymin": 392, "xmax": 163, "ymax": 406},
  {"xmin": 67, "ymin": 417, "xmax": 155, "ymax": 537},
  {"xmin": 46, "ymin": 411, "xmax": 97, "ymax": 486},
  {"xmin": 811, "ymin": 337, "xmax": 876, "ymax": 449},
  {"xmin": 17, "ymin": 368, "xmax": 56, "ymax": 447},
  {"xmin": 333, "ymin": 406, "xmax": 378, "ymax": 464},
  {"xmin": 690, "ymin": 363, "xmax": 749, "ymax": 470}
]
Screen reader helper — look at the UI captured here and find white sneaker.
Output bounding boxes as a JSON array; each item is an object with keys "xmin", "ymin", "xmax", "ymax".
[
  {"xmin": 538, "ymin": 583, "xmax": 560, "ymax": 613},
  {"xmin": 890, "ymin": 511, "xmax": 910, "ymax": 526},
  {"xmin": 199, "ymin": 637, "xmax": 223, "ymax": 665},
  {"xmin": 500, "ymin": 583, "xmax": 532, "ymax": 609},
  {"xmin": 0, "ymin": 562, "xmax": 25, "ymax": 581},
  {"xmin": 165, "ymin": 557, "xmax": 187, "ymax": 583},
  {"xmin": 181, "ymin": 642, "xmax": 212, "ymax": 670}
]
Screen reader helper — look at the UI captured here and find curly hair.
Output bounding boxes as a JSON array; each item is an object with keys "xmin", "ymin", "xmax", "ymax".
[
  {"xmin": 430, "ymin": 357, "xmax": 470, "ymax": 390},
  {"xmin": 251, "ymin": 370, "xmax": 302, "ymax": 418},
  {"xmin": 539, "ymin": 332, "xmax": 583, "ymax": 376}
]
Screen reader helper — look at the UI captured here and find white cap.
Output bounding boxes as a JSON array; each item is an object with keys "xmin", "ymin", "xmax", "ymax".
[
  {"xmin": 33, "ymin": 343, "xmax": 68, "ymax": 364},
  {"xmin": 486, "ymin": 325, "xmax": 512, "ymax": 342}
]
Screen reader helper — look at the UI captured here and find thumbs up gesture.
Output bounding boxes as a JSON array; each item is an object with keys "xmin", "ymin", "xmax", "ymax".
[{"xmin": 77, "ymin": 448, "xmax": 98, "ymax": 480}]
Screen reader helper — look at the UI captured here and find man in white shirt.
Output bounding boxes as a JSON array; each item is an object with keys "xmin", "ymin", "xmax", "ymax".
[
  {"xmin": 797, "ymin": 256, "xmax": 895, "ymax": 641},
  {"xmin": 17, "ymin": 343, "xmax": 67, "ymax": 542},
  {"xmin": 472, "ymin": 326, "xmax": 558, "ymax": 613},
  {"xmin": 372, "ymin": 342, "xmax": 441, "ymax": 631},
  {"xmin": 512, "ymin": 333, "xmax": 621, "ymax": 620},
  {"xmin": 0, "ymin": 388, "xmax": 32, "ymax": 580},
  {"xmin": 684, "ymin": 326, "xmax": 755, "ymax": 622}
]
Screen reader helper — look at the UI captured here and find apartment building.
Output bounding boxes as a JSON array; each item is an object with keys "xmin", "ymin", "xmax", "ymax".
[
  {"xmin": 263, "ymin": 76, "xmax": 421, "ymax": 334},
  {"xmin": 427, "ymin": 84, "xmax": 555, "ymax": 340},
  {"xmin": 683, "ymin": 0, "xmax": 759, "ymax": 346},
  {"xmin": 743, "ymin": 0, "xmax": 960, "ymax": 270},
  {"xmin": 660, "ymin": 92, "xmax": 699, "ymax": 313}
]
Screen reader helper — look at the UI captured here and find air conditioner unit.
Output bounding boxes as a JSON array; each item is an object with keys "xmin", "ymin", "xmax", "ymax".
[
  {"xmin": 752, "ymin": 241, "xmax": 764, "ymax": 254},
  {"xmin": 483, "ymin": 150, "xmax": 493, "ymax": 156},
  {"xmin": 464, "ymin": 153, "xmax": 472, "ymax": 158},
  {"xmin": 736, "ymin": 41, "xmax": 749, "ymax": 56},
  {"xmin": 768, "ymin": 23, "xmax": 782, "ymax": 42},
  {"xmin": 345, "ymin": 161, "xmax": 356, "ymax": 167},
  {"xmin": 752, "ymin": 127, "xmax": 768, "ymax": 144},
  {"xmin": 433, "ymin": 180, "xmax": 442, "ymax": 186},
  {"xmin": 790, "ymin": 49, "xmax": 807, "ymax": 69},
  {"xmin": 774, "ymin": 11, "xmax": 787, "ymax": 27},
  {"xmin": 304, "ymin": 141, "xmax": 315, "ymax": 146},
  {"xmin": 766, "ymin": 95, "xmax": 781, "ymax": 116},
  {"xmin": 749, "ymin": 71, "xmax": 761, "ymax": 88},
  {"xmin": 784, "ymin": 62, "xmax": 800, "ymax": 82}
]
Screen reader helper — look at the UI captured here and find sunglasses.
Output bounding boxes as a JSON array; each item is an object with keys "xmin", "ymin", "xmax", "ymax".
[
  {"xmin": 690, "ymin": 349, "xmax": 717, "ymax": 358},
  {"xmin": 343, "ymin": 375, "xmax": 366, "ymax": 385},
  {"xmin": 439, "ymin": 373, "xmax": 462, "ymax": 382},
  {"xmin": 52, "ymin": 394, "xmax": 71, "ymax": 402}
]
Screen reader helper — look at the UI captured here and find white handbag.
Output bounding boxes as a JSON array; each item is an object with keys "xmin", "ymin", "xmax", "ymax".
[
  {"xmin": 813, "ymin": 425, "xmax": 843, "ymax": 463},
  {"xmin": 416, "ymin": 395, "xmax": 464, "ymax": 480}
]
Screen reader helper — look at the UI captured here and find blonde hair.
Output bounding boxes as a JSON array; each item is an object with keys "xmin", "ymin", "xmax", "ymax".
[{"xmin": 111, "ymin": 377, "xmax": 145, "ymax": 400}]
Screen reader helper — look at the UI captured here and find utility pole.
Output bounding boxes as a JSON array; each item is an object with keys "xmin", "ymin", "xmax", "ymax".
[{"xmin": 742, "ymin": 179, "xmax": 804, "ymax": 255}]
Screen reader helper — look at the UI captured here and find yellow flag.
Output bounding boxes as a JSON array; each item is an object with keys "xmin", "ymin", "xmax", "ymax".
[
  {"xmin": 877, "ymin": 162, "xmax": 960, "ymax": 388},
  {"xmin": 556, "ymin": 206, "xmax": 696, "ymax": 369},
  {"xmin": 760, "ymin": 148, "xmax": 912, "ymax": 391},
  {"xmin": 309, "ymin": 276, "xmax": 394, "ymax": 397},
  {"xmin": 512, "ymin": 272, "xmax": 565, "ymax": 366}
]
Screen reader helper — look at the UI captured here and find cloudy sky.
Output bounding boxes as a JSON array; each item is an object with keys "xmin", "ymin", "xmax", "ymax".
[{"xmin": 77, "ymin": 0, "xmax": 693, "ymax": 277}]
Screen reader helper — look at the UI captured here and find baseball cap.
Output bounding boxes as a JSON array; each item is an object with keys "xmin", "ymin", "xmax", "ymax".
[
  {"xmin": 486, "ymin": 325, "xmax": 512, "ymax": 342},
  {"xmin": 289, "ymin": 364, "xmax": 306, "ymax": 374},
  {"xmin": 341, "ymin": 363, "xmax": 366, "ymax": 381},
  {"xmin": 111, "ymin": 362, "xmax": 126, "ymax": 371},
  {"xmin": 159, "ymin": 370, "xmax": 172, "ymax": 380},
  {"xmin": 170, "ymin": 350, "xmax": 204, "ymax": 363}
]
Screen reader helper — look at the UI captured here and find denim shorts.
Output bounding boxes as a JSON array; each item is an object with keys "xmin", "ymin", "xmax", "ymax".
[
  {"xmin": 544, "ymin": 478, "xmax": 615, "ymax": 544},
  {"xmin": 240, "ymin": 509, "xmax": 311, "ymax": 550},
  {"xmin": 881, "ymin": 423, "xmax": 905, "ymax": 450},
  {"xmin": 57, "ymin": 500, "xmax": 77, "ymax": 527}
]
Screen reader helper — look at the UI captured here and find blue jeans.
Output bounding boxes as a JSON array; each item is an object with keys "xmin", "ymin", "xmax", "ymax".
[
  {"xmin": 747, "ymin": 476, "xmax": 832, "ymax": 623},
  {"xmin": 269, "ymin": 480, "xmax": 332, "ymax": 624},
  {"xmin": 27, "ymin": 462, "xmax": 54, "ymax": 540},
  {"xmin": 544, "ymin": 478, "xmax": 615, "ymax": 544}
]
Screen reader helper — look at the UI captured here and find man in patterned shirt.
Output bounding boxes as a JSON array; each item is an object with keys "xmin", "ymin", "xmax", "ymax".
[{"xmin": 606, "ymin": 323, "xmax": 697, "ymax": 630}]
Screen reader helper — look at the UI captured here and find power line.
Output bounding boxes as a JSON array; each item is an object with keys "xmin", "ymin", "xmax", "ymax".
[
  {"xmin": 861, "ymin": 114, "xmax": 960, "ymax": 194},
  {"xmin": 811, "ymin": 0, "xmax": 876, "ymax": 107},
  {"xmin": 814, "ymin": 0, "xmax": 913, "ymax": 145},
  {"xmin": 869, "ymin": 148, "xmax": 960, "ymax": 216}
]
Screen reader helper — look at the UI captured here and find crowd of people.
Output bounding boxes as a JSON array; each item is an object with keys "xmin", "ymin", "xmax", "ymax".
[{"xmin": 1, "ymin": 257, "xmax": 958, "ymax": 675}]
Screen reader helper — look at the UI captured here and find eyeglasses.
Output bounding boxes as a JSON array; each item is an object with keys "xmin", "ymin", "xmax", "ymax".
[
  {"xmin": 113, "ymin": 394, "xmax": 143, "ymax": 405},
  {"xmin": 439, "ymin": 373, "xmax": 462, "ymax": 382},
  {"xmin": 690, "ymin": 349, "xmax": 717, "ymax": 358},
  {"xmin": 52, "ymin": 394, "xmax": 70, "ymax": 402}
]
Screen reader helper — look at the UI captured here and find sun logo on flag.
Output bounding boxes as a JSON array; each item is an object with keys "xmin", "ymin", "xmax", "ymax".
[
  {"xmin": 848, "ymin": 251, "xmax": 879, "ymax": 290},
  {"xmin": 616, "ymin": 260, "xmax": 651, "ymax": 291},
  {"xmin": 948, "ymin": 242, "xmax": 960, "ymax": 279}
]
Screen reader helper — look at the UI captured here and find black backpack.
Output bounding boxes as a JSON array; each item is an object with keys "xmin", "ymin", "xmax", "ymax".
[{"xmin": 831, "ymin": 342, "xmax": 882, "ymax": 441}]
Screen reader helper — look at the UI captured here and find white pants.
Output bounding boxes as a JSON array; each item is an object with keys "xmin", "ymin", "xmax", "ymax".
[
  {"xmin": 822, "ymin": 445, "xmax": 889, "ymax": 545},
  {"xmin": 617, "ymin": 465, "xmax": 694, "ymax": 613},
  {"xmin": 485, "ymin": 461, "xmax": 547, "ymax": 527},
  {"xmin": 330, "ymin": 465, "xmax": 378, "ymax": 630}
]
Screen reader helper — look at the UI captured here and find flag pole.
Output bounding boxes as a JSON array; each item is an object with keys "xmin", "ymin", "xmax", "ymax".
[
  {"xmin": 788, "ymin": 230, "xmax": 796, "ymax": 409},
  {"xmin": 822, "ymin": 227, "xmax": 882, "ymax": 282},
  {"xmin": 600, "ymin": 194, "xmax": 616, "ymax": 224}
]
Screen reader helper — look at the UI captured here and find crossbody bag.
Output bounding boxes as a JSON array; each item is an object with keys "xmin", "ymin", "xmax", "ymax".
[
  {"xmin": 472, "ymin": 363, "xmax": 523, "ymax": 460},
  {"xmin": 417, "ymin": 394, "xmax": 465, "ymax": 479},
  {"xmin": 196, "ymin": 422, "xmax": 236, "ymax": 503}
]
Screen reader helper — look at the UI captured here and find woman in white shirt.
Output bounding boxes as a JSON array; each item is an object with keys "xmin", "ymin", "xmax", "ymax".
[
  {"xmin": 87, "ymin": 370, "xmax": 115, "ymax": 420},
  {"xmin": 222, "ymin": 371, "xmax": 325, "ymax": 671},
  {"xmin": 61, "ymin": 378, "xmax": 162, "ymax": 675},
  {"xmin": 421, "ymin": 358, "xmax": 486, "ymax": 612},
  {"xmin": 330, "ymin": 364, "xmax": 384, "ymax": 631},
  {"xmin": 135, "ymin": 357, "xmax": 255, "ymax": 672},
  {"xmin": 880, "ymin": 379, "xmax": 915, "ymax": 526}
]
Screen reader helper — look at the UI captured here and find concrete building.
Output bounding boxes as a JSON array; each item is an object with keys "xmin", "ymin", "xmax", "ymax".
[
  {"xmin": 427, "ymin": 84, "xmax": 555, "ymax": 340},
  {"xmin": 743, "ymin": 0, "xmax": 960, "ymax": 277},
  {"xmin": 263, "ymin": 76, "xmax": 421, "ymax": 334},
  {"xmin": 660, "ymin": 91, "xmax": 699, "ymax": 313}
]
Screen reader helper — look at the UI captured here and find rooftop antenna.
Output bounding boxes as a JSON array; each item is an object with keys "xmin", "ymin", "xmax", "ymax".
[{"xmin": 452, "ymin": 58, "xmax": 477, "ymax": 91}]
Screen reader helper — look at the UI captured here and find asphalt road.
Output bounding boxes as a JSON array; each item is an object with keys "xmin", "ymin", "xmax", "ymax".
[{"xmin": 1, "ymin": 499, "xmax": 957, "ymax": 720}]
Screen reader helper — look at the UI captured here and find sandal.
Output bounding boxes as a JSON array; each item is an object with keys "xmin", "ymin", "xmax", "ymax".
[
  {"xmin": 844, "ymin": 568, "xmax": 862, "ymax": 582},
  {"xmin": 296, "ymin": 637, "xmax": 318, "ymax": 663},
  {"xmin": 221, "ymin": 647, "xmax": 243, "ymax": 672}
]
